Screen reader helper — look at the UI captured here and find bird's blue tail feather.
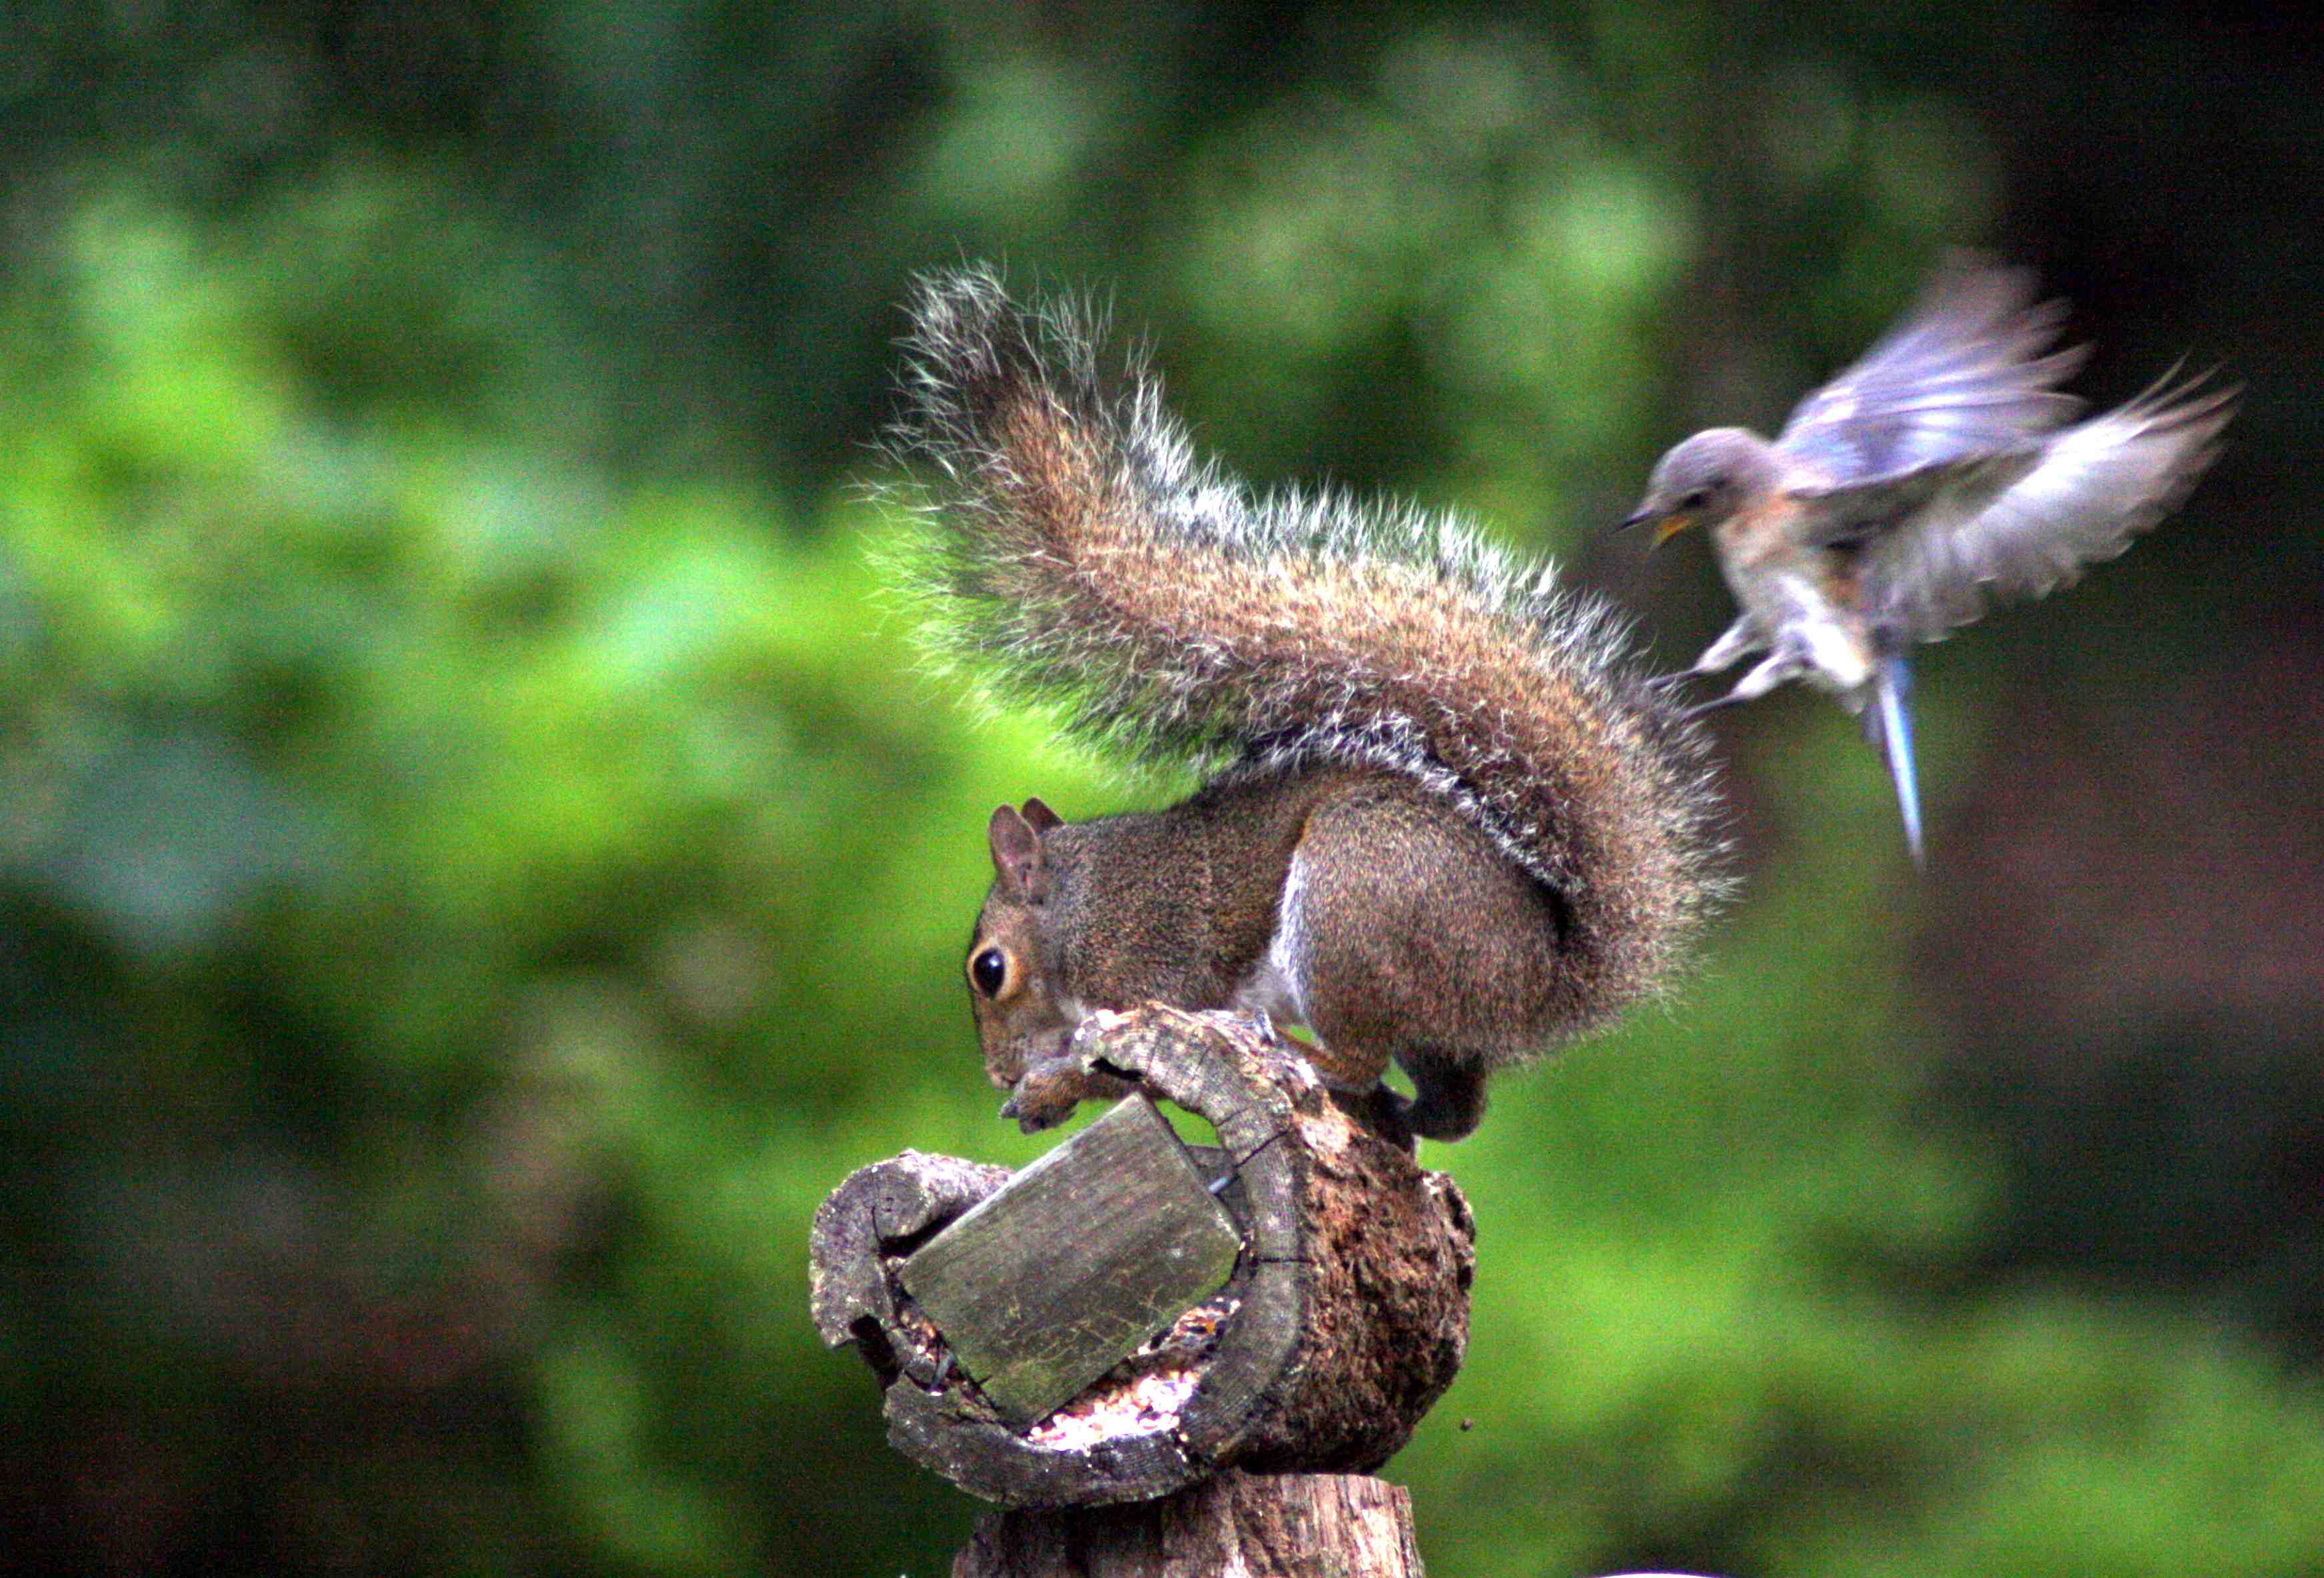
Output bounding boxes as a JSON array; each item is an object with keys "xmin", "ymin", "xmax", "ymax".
[{"xmin": 1870, "ymin": 654, "xmax": 1924, "ymax": 869}]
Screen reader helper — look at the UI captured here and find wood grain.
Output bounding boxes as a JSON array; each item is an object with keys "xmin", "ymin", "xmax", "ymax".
[
  {"xmin": 952, "ymin": 1469, "xmax": 1426, "ymax": 1577},
  {"xmin": 901, "ymin": 1094, "xmax": 1242, "ymax": 1427}
]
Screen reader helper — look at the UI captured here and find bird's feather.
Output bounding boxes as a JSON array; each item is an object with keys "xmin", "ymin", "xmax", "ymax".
[
  {"xmin": 1791, "ymin": 447, "xmax": 2044, "ymax": 548},
  {"xmin": 1857, "ymin": 372, "xmax": 2236, "ymax": 642},
  {"xmin": 1863, "ymin": 654, "xmax": 1924, "ymax": 869},
  {"xmin": 1776, "ymin": 257, "xmax": 2086, "ymax": 486}
]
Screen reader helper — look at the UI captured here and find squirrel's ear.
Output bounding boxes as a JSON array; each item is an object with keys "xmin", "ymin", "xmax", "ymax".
[
  {"xmin": 1019, "ymin": 796, "xmax": 1063, "ymax": 833},
  {"xmin": 987, "ymin": 804, "xmax": 1050, "ymax": 901}
]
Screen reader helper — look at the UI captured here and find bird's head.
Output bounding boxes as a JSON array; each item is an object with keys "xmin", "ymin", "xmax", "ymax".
[{"xmin": 1620, "ymin": 428, "xmax": 1778, "ymax": 546}]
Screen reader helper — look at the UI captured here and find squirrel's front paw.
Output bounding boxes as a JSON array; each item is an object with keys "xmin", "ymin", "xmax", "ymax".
[
  {"xmin": 1359, "ymin": 1086, "xmax": 1420, "ymax": 1154},
  {"xmin": 1001, "ymin": 1056, "xmax": 1131, "ymax": 1134}
]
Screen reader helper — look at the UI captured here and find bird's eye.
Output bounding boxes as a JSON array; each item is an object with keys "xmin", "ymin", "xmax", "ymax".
[
  {"xmin": 1681, "ymin": 486, "xmax": 1713, "ymax": 510},
  {"xmin": 969, "ymin": 946, "xmax": 1013, "ymax": 1000}
]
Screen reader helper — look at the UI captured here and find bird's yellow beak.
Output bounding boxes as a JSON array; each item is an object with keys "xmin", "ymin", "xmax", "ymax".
[
  {"xmin": 1617, "ymin": 508, "xmax": 1695, "ymax": 549},
  {"xmin": 1650, "ymin": 510, "xmax": 1696, "ymax": 548}
]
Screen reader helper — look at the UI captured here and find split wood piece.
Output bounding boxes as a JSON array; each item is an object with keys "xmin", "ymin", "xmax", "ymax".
[
  {"xmin": 953, "ymin": 1468, "xmax": 1425, "ymax": 1577},
  {"xmin": 901, "ymin": 1094, "xmax": 1243, "ymax": 1427},
  {"xmin": 808, "ymin": 1006, "xmax": 1475, "ymax": 1509}
]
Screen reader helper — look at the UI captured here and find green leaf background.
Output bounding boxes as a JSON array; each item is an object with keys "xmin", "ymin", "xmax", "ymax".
[{"xmin": 3, "ymin": 6, "xmax": 2319, "ymax": 1574}]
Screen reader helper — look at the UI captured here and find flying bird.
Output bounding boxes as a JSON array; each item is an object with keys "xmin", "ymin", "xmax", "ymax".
[{"xmin": 1622, "ymin": 257, "xmax": 2235, "ymax": 866}]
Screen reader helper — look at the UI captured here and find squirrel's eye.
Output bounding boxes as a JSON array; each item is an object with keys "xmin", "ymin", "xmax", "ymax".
[{"xmin": 969, "ymin": 946, "xmax": 1011, "ymax": 999}]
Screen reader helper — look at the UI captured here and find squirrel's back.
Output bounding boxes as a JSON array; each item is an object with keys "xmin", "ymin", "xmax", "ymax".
[{"xmin": 891, "ymin": 267, "xmax": 1725, "ymax": 1033}]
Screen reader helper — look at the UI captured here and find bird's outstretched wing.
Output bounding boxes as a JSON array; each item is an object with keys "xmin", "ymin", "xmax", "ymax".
[
  {"xmin": 1848, "ymin": 373, "xmax": 2237, "ymax": 642},
  {"xmin": 1791, "ymin": 447, "xmax": 2043, "ymax": 550},
  {"xmin": 1776, "ymin": 257, "xmax": 2087, "ymax": 487}
]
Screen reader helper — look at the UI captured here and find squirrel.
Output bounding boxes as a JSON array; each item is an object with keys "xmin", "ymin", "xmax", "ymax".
[{"xmin": 888, "ymin": 268, "xmax": 1726, "ymax": 1143}]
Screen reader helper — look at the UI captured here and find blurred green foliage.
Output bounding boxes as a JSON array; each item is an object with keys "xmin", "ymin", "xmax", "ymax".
[{"xmin": 4, "ymin": 3, "xmax": 2322, "ymax": 1575}]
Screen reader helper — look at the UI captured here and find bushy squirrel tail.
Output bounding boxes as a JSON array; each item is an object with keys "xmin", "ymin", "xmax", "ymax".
[{"xmin": 889, "ymin": 267, "xmax": 1726, "ymax": 1025}]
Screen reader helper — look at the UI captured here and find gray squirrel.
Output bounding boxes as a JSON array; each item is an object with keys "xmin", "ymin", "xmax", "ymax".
[{"xmin": 889, "ymin": 269, "xmax": 1725, "ymax": 1142}]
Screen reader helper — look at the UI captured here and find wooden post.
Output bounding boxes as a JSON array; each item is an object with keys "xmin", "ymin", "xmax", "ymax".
[
  {"xmin": 808, "ymin": 1008, "xmax": 1473, "ymax": 1574},
  {"xmin": 953, "ymin": 1469, "xmax": 1424, "ymax": 1578}
]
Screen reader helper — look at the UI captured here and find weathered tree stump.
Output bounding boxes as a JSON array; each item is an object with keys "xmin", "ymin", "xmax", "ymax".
[{"xmin": 808, "ymin": 1006, "xmax": 1474, "ymax": 1573}]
